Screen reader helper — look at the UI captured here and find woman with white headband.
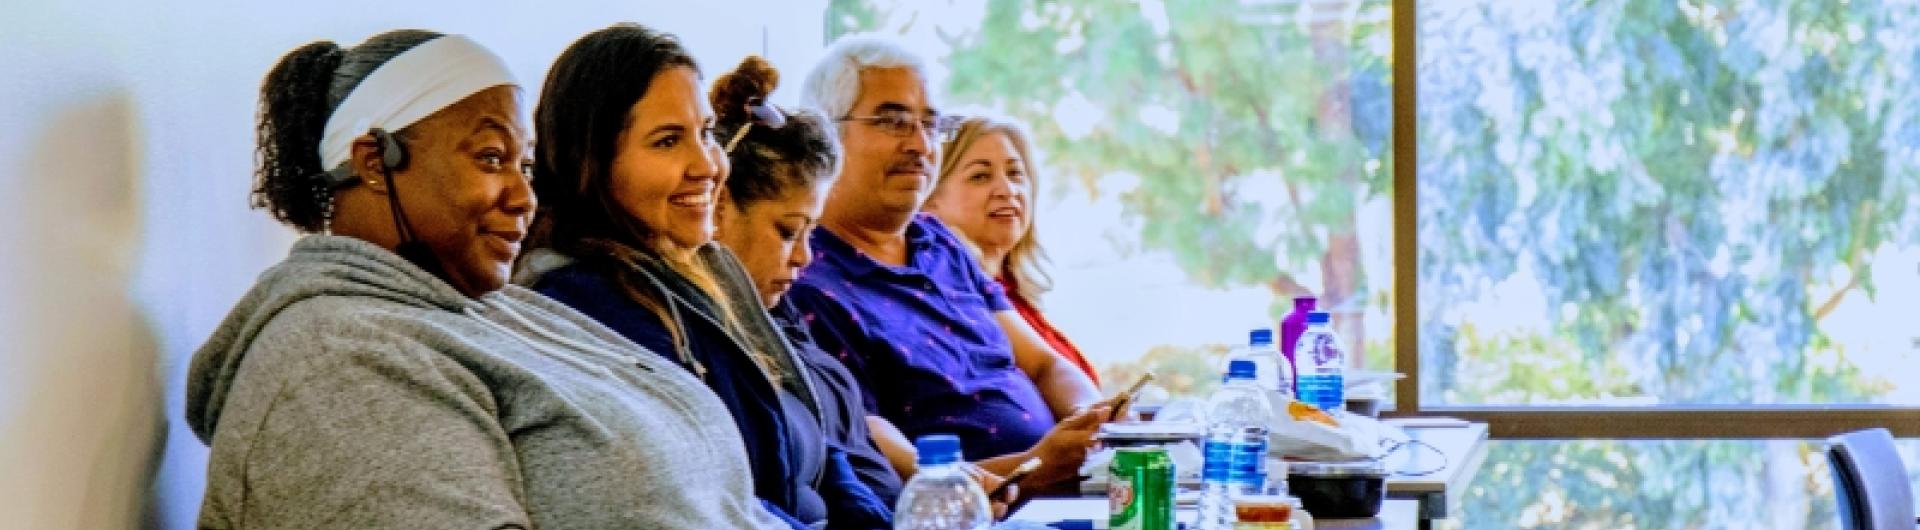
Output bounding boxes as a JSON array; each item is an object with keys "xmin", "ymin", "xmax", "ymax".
[{"xmin": 185, "ymin": 30, "xmax": 791, "ymax": 529}]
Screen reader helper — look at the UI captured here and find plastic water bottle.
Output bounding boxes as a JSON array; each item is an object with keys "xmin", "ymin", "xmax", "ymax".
[
  {"xmin": 1237, "ymin": 329, "xmax": 1295, "ymax": 412},
  {"xmin": 894, "ymin": 434, "xmax": 992, "ymax": 530},
  {"xmin": 1197, "ymin": 360, "xmax": 1275, "ymax": 530},
  {"xmin": 1294, "ymin": 311, "xmax": 1346, "ymax": 413}
]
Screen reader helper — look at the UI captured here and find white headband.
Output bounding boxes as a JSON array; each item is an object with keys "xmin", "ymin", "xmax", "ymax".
[{"xmin": 318, "ymin": 34, "xmax": 518, "ymax": 175}]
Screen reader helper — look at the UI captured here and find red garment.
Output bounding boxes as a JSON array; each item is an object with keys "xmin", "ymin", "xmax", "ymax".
[{"xmin": 999, "ymin": 273, "xmax": 1100, "ymax": 386}]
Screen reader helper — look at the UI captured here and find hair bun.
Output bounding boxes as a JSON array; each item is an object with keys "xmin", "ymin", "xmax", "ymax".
[{"xmin": 710, "ymin": 55, "xmax": 779, "ymax": 128}]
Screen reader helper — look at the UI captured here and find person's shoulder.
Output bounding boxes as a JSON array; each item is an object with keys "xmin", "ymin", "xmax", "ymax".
[
  {"xmin": 801, "ymin": 227, "xmax": 860, "ymax": 275},
  {"xmin": 246, "ymin": 296, "xmax": 482, "ymax": 383},
  {"xmin": 912, "ymin": 214, "xmax": 976, "ymax": 257},
  {"xmin": 912, "ymin": 212, "xmax": 959, "ymax": 241},
  {"xmin": 526, "ymin": 262, "xmax": 614, "ymax": 303},
  {"xmin": 784, "ymin": 280, "xmax": 838, "ymax": 308},
  {"xmin": 794, "ymin": 239, "xmax": 858, "ymax": 292},
  {"xmin": 784, "ymin": 281, "xmax": 863, "ymax": 325}
]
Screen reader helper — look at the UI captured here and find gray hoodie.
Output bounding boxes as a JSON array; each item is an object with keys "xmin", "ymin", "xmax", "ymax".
[{"xmin": 186, "ymin": 235, "xmax": 792, "ymax": 530}]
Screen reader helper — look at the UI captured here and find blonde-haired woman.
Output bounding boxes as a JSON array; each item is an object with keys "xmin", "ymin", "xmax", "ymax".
[{"xmin": 924, "ymin": 116, "xmax": 1099, "ymax": 386}]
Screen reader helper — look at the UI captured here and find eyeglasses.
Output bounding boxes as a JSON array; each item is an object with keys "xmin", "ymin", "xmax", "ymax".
[{"xmin": 839, "ymin": 110, "xmax": 962, "ymax": 142}]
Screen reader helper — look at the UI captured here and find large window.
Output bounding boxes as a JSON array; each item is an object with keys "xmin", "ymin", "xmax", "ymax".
[
  {"xmin": 1417, "ymin": 0, "xmax": 1920, "ymax": 407},
  {"xmin": 824, "ymin": 0, "xmax": 1920, "ymax": 428},
  {"xmin": 827, "ymin": 0, "xmax": 1396, "ymax": 400}
]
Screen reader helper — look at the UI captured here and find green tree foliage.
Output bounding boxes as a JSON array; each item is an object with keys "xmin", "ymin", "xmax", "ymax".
[
  {"xmin": 1420, "ymin": 0, "xmax": 1920, "ymax": 406},
  {"xmin": 1417, "ymin": 1, "xmax": 1918, "ymax": 528}
]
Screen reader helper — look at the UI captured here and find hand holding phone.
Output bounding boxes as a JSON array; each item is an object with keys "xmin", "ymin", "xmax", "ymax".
[
  {"xmin": 1108, "ymin": 372, "xmax": 1156, "ymax": 421},
  {"xmin": 986, "ymin": 457, "xmax": 1041, "ymax": 500}
]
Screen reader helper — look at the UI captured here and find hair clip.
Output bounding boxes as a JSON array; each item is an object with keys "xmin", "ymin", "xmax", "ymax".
[{"xmin": 725, "ymin": 98, "xmax": 787, "ymax": 153}]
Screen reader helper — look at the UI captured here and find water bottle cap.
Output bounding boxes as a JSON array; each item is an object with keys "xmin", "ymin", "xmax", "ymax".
[
  {"xmin": 1294, "ymin": 296, "xmax": 1318, "ymax": 308},
  {"xmin": 1307, "ymin": 311, "xmax": 1331, "ymax": 324},
  {"xmin": 1248, "ymin": 328, "xmax": 1274, "ymax": 346},
  {"xmin": 1226, "ymin": 359, "xmax": 1258, "ymax": 380},
  {"xmin": 914, "ymin": 434, "xmax": 963, "ymax": 466}
]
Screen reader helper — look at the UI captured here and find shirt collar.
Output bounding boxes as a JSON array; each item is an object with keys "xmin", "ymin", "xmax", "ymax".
[{"xmin": 811, "ymin": 214, "xmax": 941, "ymax": 279}]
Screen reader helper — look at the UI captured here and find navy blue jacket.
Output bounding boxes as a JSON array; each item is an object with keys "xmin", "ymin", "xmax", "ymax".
[{"xmin": 525, "ymin": 246, "xmax": 890, "ymax": 530}]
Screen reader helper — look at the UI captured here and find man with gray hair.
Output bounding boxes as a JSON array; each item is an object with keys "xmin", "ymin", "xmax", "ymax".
[{"xmin": 787, "ymin": 33, "xmax": 1110, "ymax": 492}]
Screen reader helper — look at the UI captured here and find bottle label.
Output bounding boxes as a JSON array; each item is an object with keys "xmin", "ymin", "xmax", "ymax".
[
  {"xmin": 1231, "ymin": 436, "xmax": 1268, "ymax": 491},
  {"xmin": 1299, "ymin": 374, "xmax": 1345, "ymax": 412},
  {"xmin": 1202, "ymin": 438, "xmax": 1235, "ymax": 483}
]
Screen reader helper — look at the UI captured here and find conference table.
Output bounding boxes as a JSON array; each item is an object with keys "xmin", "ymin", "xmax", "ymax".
[
  {"xmin": 1011, "ymin": 420, "xmax": 1489, "ymax": 530},
  {"xmin": 1378, "ymin": 420, "xmax": 1490, "ymax": 529}
]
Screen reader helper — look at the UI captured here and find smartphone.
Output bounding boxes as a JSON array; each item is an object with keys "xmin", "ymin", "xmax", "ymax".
[
  {"xmin": 987, "ymin": 457, "xmax": 1041, "ymax": 500},
  {"xmin": 1108, "ymin": 372, "xmax": 1156, "ymax": 421}
]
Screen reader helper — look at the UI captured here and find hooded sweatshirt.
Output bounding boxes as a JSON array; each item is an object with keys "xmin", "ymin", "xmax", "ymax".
[{"xmin": 185, "ymin": 235, "xmax": 790, "ymax": 530}]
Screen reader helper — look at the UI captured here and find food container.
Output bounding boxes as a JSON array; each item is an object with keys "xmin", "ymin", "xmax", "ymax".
[
  {"xmin": 1286, "ymin": 459, "xmax": 1387, "ymax": 518},
  {"xmin": 1232, "ymin": 494, "xmax": 1300, "ymax": 529},
  {"xmin": 1094, "ymin": 421, "xmax": 1204, "ymax": 449},
  {"xmin": 1082, "ymin": 422, "xmax": 1206, "ymax": 496}
]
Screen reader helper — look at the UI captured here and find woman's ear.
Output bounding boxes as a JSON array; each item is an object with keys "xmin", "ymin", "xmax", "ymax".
[
  {"xmin": 712, "ymin": 188, "xmax": 737, "ymax": 238},
  {"xmin": 349, "ymin": 135, "xmax": 392, "ymax": 194}
]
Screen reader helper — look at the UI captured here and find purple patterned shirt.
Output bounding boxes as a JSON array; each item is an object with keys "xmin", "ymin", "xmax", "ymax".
[{"xmin": 785, "ymin": 214, "xmax": 1056, "ymax": 460}]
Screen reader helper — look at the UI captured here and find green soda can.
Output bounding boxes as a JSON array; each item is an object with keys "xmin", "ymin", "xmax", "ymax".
[{"xmin": 1109, "ymin": 446, "xmax": 1175, "ymax": 530}]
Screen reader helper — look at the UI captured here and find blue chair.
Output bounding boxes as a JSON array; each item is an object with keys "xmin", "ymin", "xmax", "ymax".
[{"xmin": 1827, "ymin": 428, "xmax": 1918, "ymax": 530}]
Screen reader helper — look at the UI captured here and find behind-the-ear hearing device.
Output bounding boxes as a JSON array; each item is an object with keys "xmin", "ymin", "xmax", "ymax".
[
  {"xmin": 366, "ymin": 127, "xmax": 445, "ymax": 279},
  {"xmin": 321, "ymin": 127, "xmax": 412, "ymax": 188},
  {"xmin": 370, "ymin": 127, "xmax": 410, "ymax": 173}
]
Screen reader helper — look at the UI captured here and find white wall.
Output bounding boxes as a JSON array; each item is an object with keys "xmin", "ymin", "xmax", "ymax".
[{"xmin": 0, "ymin": 2, "xmax": 827, "ymax": 528}]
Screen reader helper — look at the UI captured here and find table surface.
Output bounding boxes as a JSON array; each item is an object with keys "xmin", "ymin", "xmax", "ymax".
[
  {"xmin": 1055, "ymin": 420, "xmax": 1489, "ymax": 524},
  {"xmin": 1379, "ymin": 420, "xmax": 1490, "ymax": 496},
  {"xmin": 1006, "ymin": 498, "xmax": 1421, "ymax": 529}
]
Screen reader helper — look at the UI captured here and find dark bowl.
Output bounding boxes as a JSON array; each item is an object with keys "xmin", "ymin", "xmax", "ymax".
[{"xmin": 1287, "ymin": 460, "xmax": 1386, "ymax": 518}]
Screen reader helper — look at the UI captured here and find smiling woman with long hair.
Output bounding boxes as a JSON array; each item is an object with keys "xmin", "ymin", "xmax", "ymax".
[
  {"xmin": 925, "ymin": 116, "xmax": 1100, "ymax": 385},
  {"xmin": 514, "ymin": 24, "xmax": 852, "ymax": 530}
]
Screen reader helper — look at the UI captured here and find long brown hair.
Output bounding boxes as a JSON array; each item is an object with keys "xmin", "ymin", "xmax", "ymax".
[
  {"xmin": 521, "ymin": 24, "xmax": 763, "ymax": 374},
  {"xmin": 935, "ymin": 116, "xmax": 1054, "ymax": 306}
]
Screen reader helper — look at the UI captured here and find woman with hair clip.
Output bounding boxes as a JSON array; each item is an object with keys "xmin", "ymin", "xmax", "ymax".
[
  {"xmin": 705, "ymin": 54, "xmax": 898, "ymax": 530},
  {"xmin": 706, "ymin": 56, "xmax": 1030, "ymax": 528},
  {"xmin": 185, "ymin": 30, "xmax": 790, "ymax": 530},
  {"xmin": 514, "ymin": 25, "xmax": 892, "ymax": 530},
  {"xmin": 924, "ymin": 116, "xmax": 1100, "ymax": 386}
]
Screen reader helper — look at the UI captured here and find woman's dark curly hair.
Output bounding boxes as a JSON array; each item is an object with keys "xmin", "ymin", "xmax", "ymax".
[
  {"xmin": 251, "ymin": 29, "xmax": 443, "ymax": 232},
  {"xmin": 708, "ymin": 55, "xmax": 841, "ymax": 211}
]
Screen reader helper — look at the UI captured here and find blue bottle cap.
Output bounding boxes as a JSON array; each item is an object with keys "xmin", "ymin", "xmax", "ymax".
[
  {"xmin": 914, "ymin": 434, "xmax": 963, "ymax": 466},
  {"xmin": 1307, "ymin": 311, "xmax": 1331, "ymax": 324},
  {"xmin": 1226, "ymin": 359, "xmax": 1258, "ymax": 380},
  {"xmin": 1249, "ymin": 328, "xmax": 1274, "ymax": 346}
]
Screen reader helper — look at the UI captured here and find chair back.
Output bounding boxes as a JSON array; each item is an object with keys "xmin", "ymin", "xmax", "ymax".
[{"xmin": 1827, "ymin": 428, "xmax": 1914, "ymax": 530}]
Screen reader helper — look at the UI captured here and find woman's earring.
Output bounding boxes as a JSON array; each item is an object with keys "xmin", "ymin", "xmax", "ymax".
[{"xmin": 314, "ymin": 181, "xmax": 336, "ymax": 234}]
